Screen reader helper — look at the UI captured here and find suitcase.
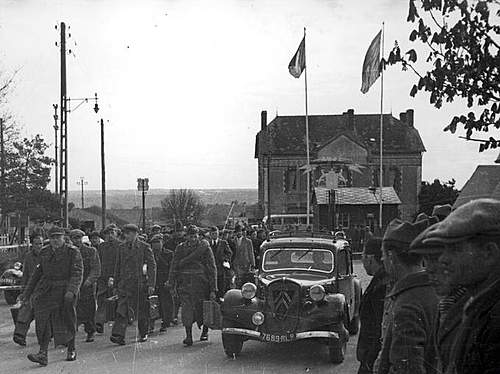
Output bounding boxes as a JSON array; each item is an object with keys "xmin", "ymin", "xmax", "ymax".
[{"xmin": 203, "ymin": 300, "xmax": 222, "ymax": 330}]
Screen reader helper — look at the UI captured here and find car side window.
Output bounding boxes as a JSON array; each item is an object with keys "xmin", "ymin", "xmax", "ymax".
[{"xmin": 337, "ymin": 250, "xmax": 348, "ymax": 276}]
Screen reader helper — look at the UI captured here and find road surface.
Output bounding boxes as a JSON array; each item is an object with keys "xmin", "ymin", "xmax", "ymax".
[{"xmin": 0, "ymin": 261, "xmax": 370, "ymax": 374}]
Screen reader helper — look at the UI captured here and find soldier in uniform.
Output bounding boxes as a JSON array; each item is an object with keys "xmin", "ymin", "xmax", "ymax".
[
  {"xmin": 95, "ymin": 224, "xmax": 120, "ymax": 333},
  {"xmin": 69, "ymin": 229, "xmax": 101, "ymax": 343},
  {"xmin": 150, "ymin": 234, "xmax": 174, "ymax": 332},
  {"xmin": 168, "ymin": 225, "xmax": 217, "ymax": 346},
  {"xmin": 20, "ymin": 226, "xmax": 83, "ymax": 366},
  {"xmin": 13, "ymin": 234, "xmax": 44, "ymax": 346},
  {"xmin": 110, "ymin": 224, "xmax": 156, "ymax": 345},
  {"xmin": 208, "ymin": 226, "xmax": 232, "ymax": 299},
  {"xmin": 423, "ymin": 198, "xmax": 500, "ymax": 374}
]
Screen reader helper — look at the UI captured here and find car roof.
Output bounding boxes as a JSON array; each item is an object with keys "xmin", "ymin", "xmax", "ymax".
[{"xmin": 261, "ymin": 236, "xmax": 349, "ymax": 251}]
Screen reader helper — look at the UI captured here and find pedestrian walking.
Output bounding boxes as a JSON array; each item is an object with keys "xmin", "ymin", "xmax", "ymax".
[
  {"xmin": 110, "ymin": 224, "xmax": 156, "ymax": 345},
  {"xmin": 20, "ymin": 226, "xmax": 83, "ymax": 366},
  {"xmin": 231, "ymin": 225, "xmax": 255, "ymax": 288},
  {"xmin": 423, "ymin": 198, "xmax": 500, "ymax": 374},
  {"xmin": 70, "ymin": 229, "xmax": 101, "ymax": 343},
  {"xmin": 168, "ymin": 225, "xmax": 217, "ymax": 346},
  {"xmin": 208, "ymin": 226, "xmax": 233, "ymax": 299},
  {"xmin": 375, "ymin": 218, "xmax": 439, "ymax": 374},
  {"xmin": 12, "ymin": 234, "xmax": 43, "ymax": 346},
  {"xmin": 95, "ymin": 224, "xmax": 120, "ymax": 333},
  {"xmin": 356, "ymin": 237, "xmax": 388, "ymax": 374}
]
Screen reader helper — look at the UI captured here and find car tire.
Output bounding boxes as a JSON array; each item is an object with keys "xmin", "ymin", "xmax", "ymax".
[
  {"xmin": 328, "ymin": 338, "xmax": 346, "ymax": 364},
  {"xmin": 222, "ymin": 332, "xmax": 244, "ymax": 358},
  {"xmin": 347, "ymin": 314, "xmax": 360, "ymax": 335},
  {"xmin": 4, "ymin": 290, "xmax": 19, "ymax": 305}
]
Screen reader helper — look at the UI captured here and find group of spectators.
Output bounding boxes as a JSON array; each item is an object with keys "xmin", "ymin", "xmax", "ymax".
[
  {"xmin": 356, "ymin": 198, "xmax": 500, "ymax": 374},
  {"xmin": 11, "ymin": 219, "xmax": 265, "ymax": 367}
]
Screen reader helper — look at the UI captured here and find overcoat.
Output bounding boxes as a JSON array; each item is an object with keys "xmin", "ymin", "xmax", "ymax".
[{"xmin": 77, "ymin": 244, "xmax": 101, "ymax": 323}]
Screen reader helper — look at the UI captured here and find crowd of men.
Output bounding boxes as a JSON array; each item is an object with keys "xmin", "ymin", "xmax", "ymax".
[
  {"xmin": 356, "ymin": 199, "xmax": 500, "ymax": 374},
  {"xmin": 12, "ymin": 221, "xmax": 262, "ymax": 366}
]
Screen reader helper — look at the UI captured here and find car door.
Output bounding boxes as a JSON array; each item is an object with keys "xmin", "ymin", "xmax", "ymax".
[{"xmin": 336, "ymin": 247, "xmax": 354, "ymax": 320}]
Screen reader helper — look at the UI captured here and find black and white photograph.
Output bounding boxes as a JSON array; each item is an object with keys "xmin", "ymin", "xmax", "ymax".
[{"xmin": 0, "ymin": 0, "xmax": 499, "ymax": 373}]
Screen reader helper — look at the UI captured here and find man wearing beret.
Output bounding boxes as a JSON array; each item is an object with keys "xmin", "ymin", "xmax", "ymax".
[
  {"xmin": 70, "ymin": 229, "xmax": 101, "ymax": 343},
  {"xmin": 168, "ymin": 225, "xmax": 217, "ymax": 346},
  {"xmin": 375, "ymin": 219, "xmax": 439, "ymax": 374},
  {"xmin": 209, "ymin": 226, "xmax": 233, "ymax": 299},
  {"xmin": 357, "ymin": 237, "xmax": 388, "ymax": 374},
  {"xmin": 95, "ymin": 224, "xmax": 120, "ymax": 333},
  {"xmin": 409, "ymin": 223, "xmax": 468, "ymax": 373},
  {"xmin": 110, "ymin": 224, "xmax": 156, "ymax": 345},
  {"xmin": 423, "ymin": 198, "xmax": 500, "ymax": 374},
  {"xmin": 150, "ymin": 233, "xmax": 174, "ymax": 333},
  {"xmin": 20, "ymin": 226, "xmax": 83, "ymax": 366}
]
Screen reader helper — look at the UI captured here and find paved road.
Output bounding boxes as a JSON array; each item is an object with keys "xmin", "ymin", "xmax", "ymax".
[{"xmin": 0, "ymin": 261, "xmax": 370, "ymax": 374}]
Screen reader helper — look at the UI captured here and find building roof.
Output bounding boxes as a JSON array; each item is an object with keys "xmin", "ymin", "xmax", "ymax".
[
  {"xmin": 314, "ymin": 187, "xmax": 402, "ymax": 205},
  {"xmin": 453, "ymin": 165, "xmax": 500, "ymax": 209},
  {"xmin": 255, "ymin": 112, "xmax": 426, "ymax": 158}
]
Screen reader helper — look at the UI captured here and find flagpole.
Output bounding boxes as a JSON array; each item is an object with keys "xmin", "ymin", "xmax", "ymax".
[
  {"xmin": 304, "ymin": 27, "xmax": 311, "ymax": 228},
  {"xmin": 379, "ymin": 22, "xmax": 385, "ymax": 231}
]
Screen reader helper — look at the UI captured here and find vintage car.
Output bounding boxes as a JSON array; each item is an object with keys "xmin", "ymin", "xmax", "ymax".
[{"xmin": 220, "ymin": 232, "xmax": 362, "ymax": 363}]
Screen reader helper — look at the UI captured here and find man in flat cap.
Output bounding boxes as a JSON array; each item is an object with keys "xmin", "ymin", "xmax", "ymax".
[
  {"xmin": 70, "ymin": 229, "xmax": 101, "ymax": 343},
  {"xmin": 110, "ymin": 224, "xmax": 156, "ymax": 345},
  {"xmin": 95, "ymin": 224, "xmax": 120, "ymax": 333},
  {"xmin": 375, "ymin": 219, "xmax": 439, "ymax": 374},
  {"xmin": 20, "ymin": 226, "xmax": 83, "ymax": 366},
  {"xmin": 423, "ymin": 198, "xmax": 500, "ymax": 374},
  {"xmin": 409, "ymin": 224, "xmax": 468, "ymax": 373},
  {"xmin": 231, "ymin": 225, "xmax": 255, "ymax": 288},
  {"xmin": 357, "ymin": 237, "xmax": 388, "ymax": 374},
  {"xmin": 168, "ymin": 225, "xmax": 217, "ymax": 346},
  {"xmin": 150, "ymin": 233, "xmax": 174, "ymax": 332},
  {"xmin": 208, "ymin": 226, "xmax": 232, "ymax": 299}
]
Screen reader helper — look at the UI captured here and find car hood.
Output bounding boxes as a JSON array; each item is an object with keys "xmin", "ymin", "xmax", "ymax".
[{"xmin": 259, "ymin": 272, "xmax": 334, "ymax": 287}]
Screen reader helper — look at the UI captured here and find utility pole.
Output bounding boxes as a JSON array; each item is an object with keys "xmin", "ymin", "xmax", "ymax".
[
  {"xmin": 59, "ymin": 21, "xmax": 68, "ymax": 226},
  {"xmin": 100, "ymin": 119, "xmax": 106, "ymax": 230},
  {"xmin": 0, "ymin": 118, "xmax": 4, "ymax": 234},
  {"xmin": 77, "ymin": 177, "xmax": 88, "ymax": 209},
  {"xmin": 52, "ymin": 104, "xmax": 59, "ymax": 194},
  {"xmin": 137, "ymin": 178, "xmax": 149, "ymax": 232}
]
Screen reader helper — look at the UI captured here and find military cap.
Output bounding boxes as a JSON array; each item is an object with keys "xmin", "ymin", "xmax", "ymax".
[
  {"xmin": 88, "ymin": 231, "xmax": 101, "ymax": 239},
  {"xmin": 432, "ymin": 204, "xmax": 452, "ymax": 220},
  {"xmin": 69, "ymin": 229, "xmax": 85, "ymax": 238},
  {"xmin": 48, "ymin": 226, "xmax": 65, "ymax": 237},
  {"xmin": 409, "ymin": 224, "xmax": 443, "ymax": 254},
  {"xmin": 123, "ymin": 224, "xmax": 139, "ymax": 233},
  {"xmin": 424, "ymin": 198, "xmax": 500, "ymax": 245},
  {"xmin": 186, "ymin": 225, "xmax": 199, "ymax": 235},
  {"xmin": 150, "ymin": 233, "xmax": 163, "ymax": 242},
  {"xmin": 383, "ymin": 218, "xmax": 430, "ymax": 252},
  {"xmin": 364, "ymin": 237, "xmax": 383, "ymax": 258}
]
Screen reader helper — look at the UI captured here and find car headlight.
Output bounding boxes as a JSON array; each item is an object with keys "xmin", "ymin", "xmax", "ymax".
[
  {"xmin": 241, "ymin": 282, "xmax": 257, "ymax": 299},
  {"xmin": 309, "ymin": 285, "xmax": 325, "ymax": 302},
  {"xmin": 252, "ymin": 312, "xmax": 265, "ymax": 326}
]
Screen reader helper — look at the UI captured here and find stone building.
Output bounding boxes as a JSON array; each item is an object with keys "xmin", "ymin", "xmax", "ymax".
[{"xmin": 254, "ymin": 108, "xmax": 426, "ymax": 229}]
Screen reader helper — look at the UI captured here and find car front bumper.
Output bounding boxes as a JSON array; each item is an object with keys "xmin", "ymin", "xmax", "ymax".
[{"xmin": 222, "ymin": 327, "xmax": 340, "ymax": 341}]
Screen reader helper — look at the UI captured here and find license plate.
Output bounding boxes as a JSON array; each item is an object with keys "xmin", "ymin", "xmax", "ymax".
[{"xmin": 260, "ymin": 332, "xmax": 296, "ymax": 343}]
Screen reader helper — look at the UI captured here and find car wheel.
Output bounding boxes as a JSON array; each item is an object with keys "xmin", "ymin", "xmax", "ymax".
[
  {"xmin": 4, "ymin": 290, "xmax": 19, "ymax": 305},
  {"xmin": 222, "ymin": 332, "xmax": 244, "ymax": 358},
  {"xmin": 347, "ymin": 314, "xmax": 360, "ymax": 335},
  {"xmin": 328, "ymin": 338, "xmax": 346, "ymax": 364}
]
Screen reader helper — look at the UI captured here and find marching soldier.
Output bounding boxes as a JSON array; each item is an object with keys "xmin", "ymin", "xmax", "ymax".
[
  {"xmin": 69, "ymin": 229, "xmax": 101, "ymax": 343},
  {"xmin": 13, "ymin": 234, "xmax": 44, "ymax": 346},
  {"xmin": 168, "ymin": 225, "xmax": 217, "ymax": 346},
  {"xmin": 95, "ymin": 224, "xmax": 120, "ymax": 333},
  {"xmin": 20, "ymin": 226, "xmax": 83, "ymax": 366},
  {"xmin": 208, "ymin": 226, "xmax": 232, "ymax": 299},
  {"xmin": 110, "ymin": 224, "xmax": 156, "ymax": 345}
]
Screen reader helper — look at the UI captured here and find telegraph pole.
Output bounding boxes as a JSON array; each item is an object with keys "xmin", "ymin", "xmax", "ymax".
[
  {"xmin": 100, "ymin": 119, "xmax": 106, "ymax": 229},
  {"xmin": 77, "ymin": 177, "xmax": 88, "ymax": 209},
  {"xmin": 59, "ymin": 21, "xmax": 68, "ymax": 226},
  {"xmin": 0, "ymin": 118, "xmax": 4, "ymax": 233},
  {"xmin": 52, "ymin": 104, "xmax": 59, "ymax": 194},
  {"xmin": 137, "ymin": 178, "xmax": 149, "ymax": 232}
]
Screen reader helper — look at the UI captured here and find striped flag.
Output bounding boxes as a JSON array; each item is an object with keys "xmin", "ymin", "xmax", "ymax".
[
  {"xmin": 288, "ymin": 37, "xmax": 306, "ymax": 78},
  {"xmin": 361, "ymin": 30, "xmax": 382, "ymax": 94}
]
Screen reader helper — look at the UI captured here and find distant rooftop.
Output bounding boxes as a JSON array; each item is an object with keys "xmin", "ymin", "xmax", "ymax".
[
  {"xmin": 314, "ymin": 187, "xmax": 401, "ymax": 205},
  {"xmin": 454, "ymin": 165, "xmax": 500, "ymax": 209}
]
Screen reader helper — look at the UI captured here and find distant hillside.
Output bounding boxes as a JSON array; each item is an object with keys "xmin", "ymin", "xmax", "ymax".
[{"xmin": 68, "ymin": 189, "xmax": 258, "ymax": 209}]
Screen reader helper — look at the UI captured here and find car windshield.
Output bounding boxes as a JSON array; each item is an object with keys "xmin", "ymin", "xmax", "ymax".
[{"xmin": 262, "ymin": 248, "xmax": 334, "ymax": 273}]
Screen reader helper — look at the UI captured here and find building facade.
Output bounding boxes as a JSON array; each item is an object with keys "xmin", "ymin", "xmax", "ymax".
[{"xmin": 255, "ymin": 109, "xmax": 426, "ymax": 228}]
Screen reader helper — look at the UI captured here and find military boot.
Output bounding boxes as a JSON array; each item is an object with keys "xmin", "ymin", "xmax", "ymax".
[
  {"xmin": 183, "ymin": 326, "xmax": 193, "ymax": 347},
  {"xmin": 200, "ymin": 326, "xmax": 209, "ymax": 341},
  {"xmin": 27, "ymin": 351, "xmax": 48, "ymax": 366}
]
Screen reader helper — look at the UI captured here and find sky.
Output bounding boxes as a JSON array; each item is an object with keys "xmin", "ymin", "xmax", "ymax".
[{"xmin": 0, "ymin": 0, "xmax": 496, "ymax": 190}]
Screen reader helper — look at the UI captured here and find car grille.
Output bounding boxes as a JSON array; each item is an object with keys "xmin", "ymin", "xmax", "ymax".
[{"xmin": 266, "ymin": 279, "xmax": 301, "ymax": 333}]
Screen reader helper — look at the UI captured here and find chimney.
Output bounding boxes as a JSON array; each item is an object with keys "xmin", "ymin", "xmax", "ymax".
[
  {"xmin": 261, "ymin": 110, "xmax": 267, "ymax": 131},
  {"xmin": 406, "ymin": 109, "xmax": 414, "ymax": 127},
  {"xmin": 346, "ymin": 108, "xmax": 355, "ymax": 130},
  {"xmin": 399, "ymin": 112, "xmax": 407, "ymax": 123}
]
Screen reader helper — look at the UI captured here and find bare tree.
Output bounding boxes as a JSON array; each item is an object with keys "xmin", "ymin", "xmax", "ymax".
[{"xmin": 161, "ymin": 189, "xmax": 205, "ymax": 225}]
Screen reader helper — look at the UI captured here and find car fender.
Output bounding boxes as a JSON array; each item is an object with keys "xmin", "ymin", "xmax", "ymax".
[{"xmin": 324, "ymin": 293, "xmax": 346, "ymax": 316}]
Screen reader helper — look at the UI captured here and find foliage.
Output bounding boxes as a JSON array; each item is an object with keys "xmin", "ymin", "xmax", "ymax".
[
  {"xmin": 160, "ymin": 189, "xmax": 205, "ymax": 225},
  {"xmin": 387, "ymin": 0, "xmax": 500, "ymax": 151},
  {"xmin": 418, "ymin": 178, "xmax": 459, "ymax": 215}
]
